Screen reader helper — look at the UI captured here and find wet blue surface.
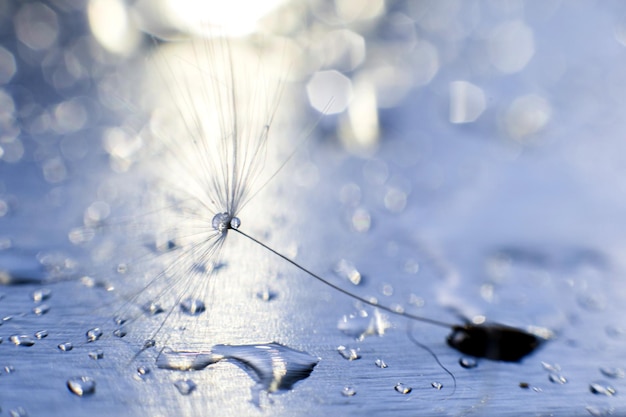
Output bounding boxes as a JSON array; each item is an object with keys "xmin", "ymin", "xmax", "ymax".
[{"xmin": 2, "ymin": 2, "xmax": 626, "ymax": 416}]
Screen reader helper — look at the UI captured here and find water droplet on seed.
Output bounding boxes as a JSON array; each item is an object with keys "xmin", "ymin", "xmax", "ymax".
[
  {"xmin": 34, "ymin": 330, "xmax": 48, "ymax": 339},
  {"xmin": 88, "ymin": 350, "xmax": 104, "ymax": 360},
  {"xmin": 341, "ymin": 386, "xmax": 356, "ymax": 396},
  {"xmin": 180, "ymin": 298, "xmax": 205, "ymax": 315},
  {"xmin": 86, "ymin": 327, "xmax": 103, "ymax": 342},
  {"xmin": 394, "ymin": 383, "xmax": 412, "ymax": 394},
  {"xmin": 67, "ymin": 376, "xmax": 96, "ymax": 396},
  {"xmin": 174, "ymin": 379, "xmax": 196, "ymax": 395},
  {"xmin": 337, "ymin": 345, "xmax": 361, "ymax": 361},
  {"xmin": 10, "ymin": 335, "xmax": 34, "ymax": 346},
  {"xmin": 58, "ymin": 342, "xmax": 73, "ymax": 351}
]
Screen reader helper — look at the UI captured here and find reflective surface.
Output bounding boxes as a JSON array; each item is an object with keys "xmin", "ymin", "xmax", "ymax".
[{"xmin": 1, "ymin": 1, "xmax": 626, "ymax": 416}]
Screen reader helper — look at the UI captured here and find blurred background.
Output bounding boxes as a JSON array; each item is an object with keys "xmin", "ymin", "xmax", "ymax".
[{"xmin": 1, "ymin": 1, "xmax": 626, "ymax": 416}]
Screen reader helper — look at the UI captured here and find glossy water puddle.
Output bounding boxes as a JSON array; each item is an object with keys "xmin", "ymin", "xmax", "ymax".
[{"xmin": 156, "ymin": 342, "xmax": 319, "ymax": 405}]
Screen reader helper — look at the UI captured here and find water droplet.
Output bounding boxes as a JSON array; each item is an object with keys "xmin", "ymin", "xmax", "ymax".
[
  {"xmin": 212, "ymin": 212, "xmax": 234, "ymax": 233},
  {"xmin": 255, "ymin": 288, "xmax": 277, "ymax": 302},
  {"xmin": 337, "ymin": 310, "xmax": 390, "ymax": 340},
  {"xmin": 157, "ymin": 348, "xmax": 219, "ymax": 371},
  {"xmin": 374, "ymin": 358, "xmax": 388, "ymax": 368},
  {"xmin": 5, "ymin": 365, "xmax": 15, "ymax": 374},
  {"xmin": 67, "ymin": 376, "xmax": 96, "ymax": 396},
  {"xmin": 113, "ymin": 328, "xmax": 127, "ymax": 338},
  {"xmin": 548, "ymin": 373, "xmax": 567, "ymax": 384},
  {"xmin": 135, "ymin": 366, "xmax": 150, "ymax": 380},
  {"xmin": 10, "ymin": 335, "xmax": 34, "ymax": 346},
  {"xmin": 180, "ymin": 298, "xmax": 205, "ymax": 315},
  {"xmin": 141, "ymin": 301, "xmax": 164, "ymax": 315},
  {"xmin": 113, "ymin": 316, "xmax": 127, "ymax": 326},
  {"xmin": 394, "ymin": 382, "xmax": 412, "ymax": 394},
  {"xmin": 34, "ymin": 330, "xmax": 48, "ymax": 339},
  {"xmin": 589, "ymin": 382, "xmax": 617, "ymax": 396},
  {"xmin": 86, "ymin": 327, "xmax": 103, "ymax": 342},
  {"xmin": 459, "ymin": 357, "xmax": 478, "ymax": 369},
  {"xmin": 31, "ymin": 288, "xmax": 51, "ymax": 302},
  {"xmin": 586, "ymin": 406, "xmax": 615, "ymax": 417},
  {"xmin": 334, "ymin": 259, "xmax": 362, "ymax": 285},
  {"xmin": 230, "ymin": 216, "xmax": 241, "ymax": 229},
  {"xmin": 0, "ymin": 336, "xmax": 3, "ymax": 343},
  {"xmin": 174, "ymin": 379, "xmax": 196, "ymax": 395},
  {"xmin": 116, "ymin": 263, "xmax": 128, "ymax": 274},
  {"xmin": 532, "ymin": 386, "xmax": 543, "ymax": 393},
  {"xmin": 8, "ymin": 407, "xmax": 27, "ymax": 417},
  {"xmin": 143, "ymin": 339, "xmax": 156, "ymax": 349},
  {"xmin": 32, "ymin": 304, "xmax": 50, "ymax": 316},
  {"xmin": 337, "ymin": 345, "xmax": 361, "ymax": 361},
  {"xmin": 541, "ymin": 361, "xmax": 561, "ymax": 373},
  {"xmin": 431, "ymin": 381, "xmax": 443, "ymax": 390},
  {"xmin": 599, "ymin": 367, "xmax": 625, "ymax": 379},
  {"xmin": 88, "ymin": 350, "xmax": 104, "ymax": 360},
  {"xmin": 58, "ymin": 342, "xmax": 73, "ymax": 351},
  {"xmin": 341, "ymin": 386, "xmax": 356, "ymax": 396}
]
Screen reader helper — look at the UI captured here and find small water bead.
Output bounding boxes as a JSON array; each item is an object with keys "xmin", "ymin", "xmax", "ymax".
[
  {"xmin": 0, "ymin": 336, "xmax": 3, "ymax": 343},
  {"xmin": 58, "ymin": 342, "xmax": 73, "ymax": 351},
  {"xmin": 34, "ymin": 330, "xmax": 48, "ymax": 339},
  {"xmin": 113, "ymin": 329, "xmax": 127, "ymax": 338},
  {"xmin": 136, "ymin": 366, "xmax": 150, "ymax": 380},
  {"xmin": 10, "ymin": 335, "xmax": 34, "ymax": 346},
  {"xmin": 394, "ymin": 383, "xmax": 412, "ymax": 394},
  {"xmin": 113, "ymin": 316, "xmax": 127, "ymax": 326},
  {"xmin": 180, "ymin": 298, "xmax": 205, "ymax": 315},
  {"xmin": 374, "ymin": 359, "xmax": 388, "ymax": 368},
  {"xmin": 589, "ymin": 382, "xmax": 617, "ymax": 396},
  {"xmin": 548, "ymin": 373, "xmax": 568, "ymax": 384},
  {"xmin": 174, "ymin": 379, "xmax": 196, "ymax": 395},
  {"xmin": 459, "ymin": 357, "xmax": 478, "ymax": 369},
  {"xmin": 541, "ymin": 361, "xmax": 561, "ymax": 373},
  {"xmin": 32, "ymin": 304, "xmax": 50, "ymax": 316},
  {"xmin": 341, "ymin": 386, "xmax": 356, "ymax": 397},
  {"xmin": 229, "ymin": 216, "xmax": 241, "ymax": 229},
  {"xmin": 586, "ymin": 406, "xmax": 615, "ymax": 417},
  {"xmin": 5, "ymin": 365, "xmax": 15, "ymax": 374},
  {"xmin": 431, "ymin": 381, "xmax": 443, "ymax": 390},
  {"xmin": 31, "ymin": 288, "xmax": 51, "ymax": 302},
  {"xmin": 143, "ymin": 339, "xmax": 156, "ymax": 349},
  {"xmin": 334, "ymin": 259, "xmax": 362, "ymax": 286},
  {"xmin": 337, "ymin": 346, "xmax": 361, "ymax": 361},
  {"xmin": 67, "ymin": 376, "xmax": 96, "ymax": 396},
  {"xmin": 86, "ymin": 327, "xmax": 103, "ymax": 342},
  {"xmin": 8, "ymin": 407, "xmax": 27, "ymax": 417},
  {"xmin": 141, "ymin": 301, "xmax": 164, "ymax": 315},
  {"xmin": 88, "ymin": 350, "xmax": 104, "ymax": 360},
  {"xmin": 255, "ymin": 288, "xmax": 277, "ymax": 302},
  {"xmin": 600, "ymin": 367, "xmax": 625, "ymax": 379}
]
